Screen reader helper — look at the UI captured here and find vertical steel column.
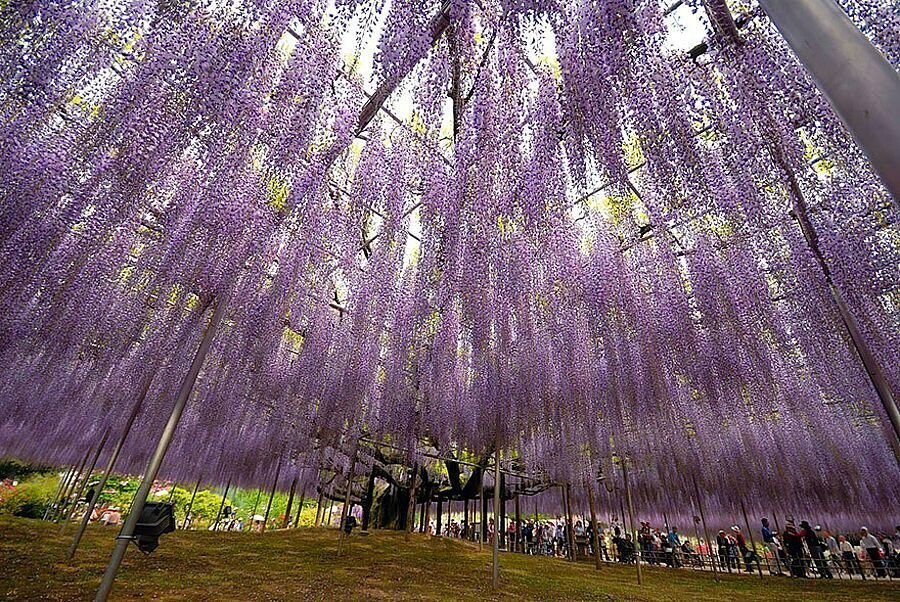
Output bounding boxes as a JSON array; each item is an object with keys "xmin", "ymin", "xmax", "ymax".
[
  {"xmin": 757, "ymin": 0, "xmax": 900, "ymax": 202},
  {"xmin": 94, "ymin": 294, "xmax": 228, "ymax": 602}
]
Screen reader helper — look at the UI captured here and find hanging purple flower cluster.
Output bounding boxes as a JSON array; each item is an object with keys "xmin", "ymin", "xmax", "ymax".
[{"xmin": 0, "ymin": 0, "xmax": 897, "ymax": 531}]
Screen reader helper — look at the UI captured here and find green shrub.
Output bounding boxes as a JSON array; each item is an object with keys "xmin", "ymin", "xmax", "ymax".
[{"xmin": 0, "ymin": 473, "xmax": 61, "ymax": 517}]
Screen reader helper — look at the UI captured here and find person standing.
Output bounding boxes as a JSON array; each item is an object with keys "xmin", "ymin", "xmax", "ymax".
[
  {"xmin": 731, "ymin": 525, "xmax": 756, "ymax": 573},
  {"xmin": 838, "ymin": 535, "xmax": 859, "ymax": 576},
  {"xmin": 716, "ymin": 530, "xmax": 730, "ymax": 572},
  {"xmin": 805, "ymin": 525, "xmax": 832, "ymax": 579},
  {"xmin": 860, "ymin": 527, "xmax": 886, "ymax": 577},
  {"xmin": 761, "ymin": 518, "xmax": 784, "ymax": 575},
  {"xmin": 667, "ymin": 526, "xmax": 682, "ymax": 568},
  {"xmin": 783, "ymin": 519, "xmax": 807, "ymax": 578}
]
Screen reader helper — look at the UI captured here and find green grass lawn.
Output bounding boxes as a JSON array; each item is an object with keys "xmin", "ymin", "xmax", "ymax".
[{"xmin": 1, "ymin": 516, "xmax": 897, "ymax": 601}]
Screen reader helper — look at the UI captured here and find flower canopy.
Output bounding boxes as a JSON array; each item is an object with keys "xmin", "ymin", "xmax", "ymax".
[{"xmin": 0, "ymin": 0, "xmax": 898, "ymax": 528}]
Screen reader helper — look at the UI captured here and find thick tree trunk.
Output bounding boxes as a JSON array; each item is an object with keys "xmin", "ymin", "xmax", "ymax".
[{"xmin": 362, "ymin": 468, "xmax": 376, "ymax": 531}]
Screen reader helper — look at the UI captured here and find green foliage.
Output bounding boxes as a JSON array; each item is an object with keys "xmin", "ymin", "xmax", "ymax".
[
  {"xmin": 0, "ymin": 458, "xmax": 52, "ymax": 480},
  {"xmin": 96, "ymin": 475, "xmax": 139, "ymax": 511},
  {"xmin": 0, "ymin": 472, "xmax": 60, "ymax": 518}
]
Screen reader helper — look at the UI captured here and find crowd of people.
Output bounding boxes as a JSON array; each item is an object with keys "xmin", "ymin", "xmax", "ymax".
[{"xmin": 418, "ymin": 512, "xmax": 900, "ymax": 580}]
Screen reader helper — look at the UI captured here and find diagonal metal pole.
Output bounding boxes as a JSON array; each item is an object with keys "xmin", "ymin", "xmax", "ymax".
[
  {"xmin": 262, "ymin": 456, "xmax": 283, "ymax": 533},
  {"xmin": 54, "ymin": 448, "xmax": 90, "ymax": 523},
  {"xmin": 213, "ymin": 478, "xmax": 232, "ymax": 531},
  {"xmin": 704, "ymin": 0, "xmax": 900, "ymax": 465},
  {"xmin": 758, "ymin": 0, "xmax": 900, "ymax": 203},
  {"xmin": 182, "ymin": 476, "xmax": 202, "ymax": 530},
  {"xmin": 45, "ymin": 465, "xmax": 75, "ymax": 521},
  {"xmin": 283, "ymin": 475, "xmax": 297, "ymax": 530},
  {"xmin": 95, "ymin": 293, "xmax": 228, "ymax": 602},
  {"xmin": 693, "ymin": 476, "xmax": 719, "ymax": 582},
  {"xmin": 61, "ymin": 429, "xmax": 110, "ymax": 534}
]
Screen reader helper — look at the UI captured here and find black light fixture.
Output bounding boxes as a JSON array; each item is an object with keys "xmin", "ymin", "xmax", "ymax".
[{"xmin": 132, "ymin": 502, "xmax": 176, "ymax": 554}]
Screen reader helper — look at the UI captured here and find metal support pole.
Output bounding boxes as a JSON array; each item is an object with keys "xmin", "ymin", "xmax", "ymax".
[
  {"xmin": 94, "ymin": 294, "xmax": 227, "ymax": 602},
  {"xmin": 262, "ymin": 456, "xmax": 283, "ymax": 533},
  {"xmin": 758, "ymin": 0, "xmax": 900, "ymax": 202},
  {"xmin": 314, "ymin": 490, "xmax": 324, "ymax": 527},
  {"xmin": 404, "ymin": 463, "xmax": 419, "ymax": 541},
  {"xmin": 213, "ymin": 478, "xmax": 231, "ymax": 531},
  {"xmin": 47, "ymin": 465, "xmax": 76, "ymax": 521},
  {"xmin": 45, "ymin": 466, "xmax": 74, "ymax": 520},
  {"xmin": 338, "ymin": 452, "xmax": 357, "ymax": 555},
  {"xmin": 741, "ymin": 499, "xmax": 764, "ymax": 578},
  {"xmin": 182, "ymin": 477, "xmax": 202, "ymax": 530},
  {"xmin": 61, "ymin": 429, "xmax": 110, "ymax": 534},
  {"xmin": 565, "ymin": 484, "xmax": 577, "ymax": 561},
  {"xmin": 55, "ymin": 449, "xmax": 90, "ymax": 523},
  {"xmin": 294, "ymin": 490, "xmax": 306, "ymax": 528},
  {"xmin": 479, "ymin": 475, "xmax": 485, "ymax": 551},
  {"xmin": 283, "ymin": 475, "xmax": 297, "ymax": 529},
  {"xmin": 362, "ymin": 467, "xmax": 376, "ymax": 533},
  {"xmin": 252, "ymin": 488, "xmax": 263, "ymax": 523},
  {"xmin": 622, "ymin": 459, "xmax": 641, "ymax": 585},
  {"xmin": 693, "ymin": 476, "xmax": 718, "ymax": 582},
  {"xmin": 514, "ymin": 489, "xmax": 521, "ymax": 553},
  {"xmin": 587, "ymin": 483, "xmax": 602, "ymax": 570},
  {"xmin": 492, "ymin": 446, "xmax": 501, "ymax": 589},
  {"xmin": 706, "ymin": 0, "xmax": 900, "ymax": 466}
]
